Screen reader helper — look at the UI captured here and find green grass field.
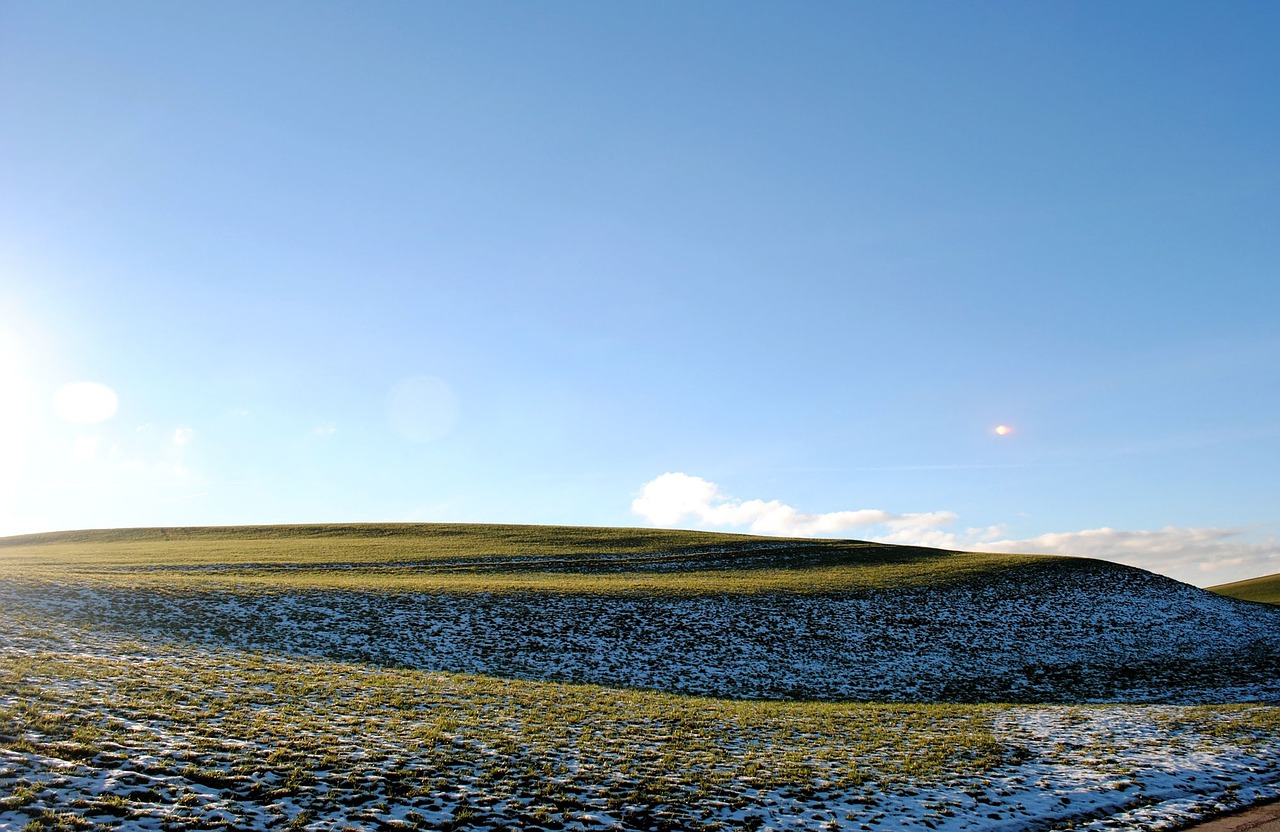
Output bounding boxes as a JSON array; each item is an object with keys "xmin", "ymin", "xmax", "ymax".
[
  {"xmin": 0, "ymin": 522, "xmax": 1093, "ymax": 594},
  {"xmin": 1209, "ymin": 571, "xmax": 1280, "ymax": 605}
]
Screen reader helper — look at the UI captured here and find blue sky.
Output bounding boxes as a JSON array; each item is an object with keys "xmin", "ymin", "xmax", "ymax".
[{"xmin": 2, "ymin": 2, "xmax": 1277, "ymax": 585}]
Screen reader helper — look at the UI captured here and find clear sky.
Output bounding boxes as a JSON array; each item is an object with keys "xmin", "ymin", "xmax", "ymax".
[{"xmin": 2, "ymin": 2, "xmax": 1277, "ymax": 586}]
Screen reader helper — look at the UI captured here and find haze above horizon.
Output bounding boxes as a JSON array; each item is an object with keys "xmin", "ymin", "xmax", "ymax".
[{"xmin": 1, "ymin": 2, "xmax": 1277, "ymax": 586}]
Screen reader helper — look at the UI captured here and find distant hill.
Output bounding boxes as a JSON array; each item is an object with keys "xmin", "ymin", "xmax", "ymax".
[
  {"xmin": 1209, "ymin": 572, "xmax": 1280, "ymax": 605},
  {"xmin": 0, "ymin": 522, "xmax": 1054, "ymax": 593},
  {"xmin": 3, "ymin": 523, "xmax": 1279, "ymax": 703}
]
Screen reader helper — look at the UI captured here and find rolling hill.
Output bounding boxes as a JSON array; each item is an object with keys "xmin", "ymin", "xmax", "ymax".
[
  {"xmin": 1210, "ymin": 571, "xmax": 1280, "ymax": 605},
  {"xmin": 3, "ymin": 523, "xmax": 1278, "ymax": 703},
  {"xmin": 4, "ymin": 523, "xmax": 1280, "ymax": 830}
]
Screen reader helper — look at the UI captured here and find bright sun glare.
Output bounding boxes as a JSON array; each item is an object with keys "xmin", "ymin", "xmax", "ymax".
[
  {"xmin": 995, "ymin": 424, "xmax": 1012, "ymax": 436},
  {"xmin": 53, "ymin": 382, "xmax": 119, "ymax": 424}
]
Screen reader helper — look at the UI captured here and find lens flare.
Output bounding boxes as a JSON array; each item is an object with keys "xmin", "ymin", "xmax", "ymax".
[
  {"xmin": 995, "ymin": 424, "xmax": 1012, "ymax": 436},
  {"xmin": 387, "ymin": 376, "xmax": 459, "ymax": 443}
]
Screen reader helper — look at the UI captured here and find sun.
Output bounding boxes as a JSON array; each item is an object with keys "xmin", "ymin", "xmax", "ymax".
[
  {"xmin": 994, "ymin": 424, "xmax": 1012, "ymax": 436},
  {"xmin": 53, "ymin": 382, "xmax": 119, "ymax": 424}
]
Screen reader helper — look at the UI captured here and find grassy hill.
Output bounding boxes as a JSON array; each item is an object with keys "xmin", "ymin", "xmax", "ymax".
[
  {"xmin": 2, "ymin": 523, "xmax": 1276, "ymax": 703},
  {"xmin": 1210, "ymin": 571, "xmax": 1280, "ymax": 605},
  {"xmin": 3, "ymin": 523, "xmax": 1280, "ymax": 830},
  {"xmin": 0, "ymin": 521, "xmax": 1059, "ymax": 593}
]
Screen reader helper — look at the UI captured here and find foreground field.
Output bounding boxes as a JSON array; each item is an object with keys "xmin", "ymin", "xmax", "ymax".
[
  {"xmin": 4, "ymin": 617, "xmax": 1279, "ymax": 832},
  {"xmin": 3, "ymin": 524, "xmax": 1279, "ymax": 830}
]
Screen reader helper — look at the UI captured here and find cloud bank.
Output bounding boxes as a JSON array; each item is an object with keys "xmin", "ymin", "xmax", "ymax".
[
  {"xmin": 873, "ymin": 523, "xmax": 1280, "ymax": 583},
  {"xmin": 631, "ymin": 472, "xmax": 955, "ymax": 538},
  {"xmin": 975, "ymin": 526, "xmax": 1280, "ymax": 581},
  {"xmin": 631, "ymin": 472, "xmax": 1280, "ymax": 586}
]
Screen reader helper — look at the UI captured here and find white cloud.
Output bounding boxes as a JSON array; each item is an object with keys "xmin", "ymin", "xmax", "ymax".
[
  {"xmin": 973, "ymin": 526, "xmax": 1280, "ymax": 582},
  {"xmin": 172, "ymin": 427, "xmax": 196, "ymax": 446},
  {"xmin": 312, "ymin": 422, "xmax": 338, "ymax": 437},
  {"xmin": 631, "ymin": 472, "xmax": 1280, "ymax": 586},
  {"xmin": 631, "ymin": 472, "xmax": 955, "ymax": 537},
  {"xmin": 870, "ymin": 521, "xmax": 1280, "ymax": 587},
  {"xmin": 872, "ymin": 525, "xmax": 1008, "ymax": 551}
]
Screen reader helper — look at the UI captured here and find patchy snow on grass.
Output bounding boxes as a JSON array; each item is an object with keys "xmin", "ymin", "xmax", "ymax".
[
  {"xmin": 0, "ymin": 614, "xmax": 1278, "ymax": 831},
  {"xmin": 1, "ymin": 546, "xmax": 1279, "ymax": 830},
  {"xmin": 5, "ymin": 560, "xmax": 1278, "ymax": 704},
  {"xmin": 0, "ymin": 616, "xmax": 1278, "ymax": 831}
]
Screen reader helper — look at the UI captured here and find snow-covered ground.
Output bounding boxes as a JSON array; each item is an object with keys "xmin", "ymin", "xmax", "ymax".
[
  {"xmin": 1, "ymin": 617, "xmax": 1278, "ymax": 831},
  {"xmin": 4, "ymin": 560, "xmax": 1278, "ymax": 703}
]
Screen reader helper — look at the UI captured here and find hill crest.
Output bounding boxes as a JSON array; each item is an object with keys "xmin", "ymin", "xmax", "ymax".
[{"xmin": 0, "ymin": 521, "xmax": 1112, "ymax": 594}]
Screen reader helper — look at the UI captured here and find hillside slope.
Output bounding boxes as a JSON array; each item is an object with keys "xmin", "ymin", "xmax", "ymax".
[
  {"xmin": 1211, "ymin": 571, "xmax": 1280, "ymax": 605},
  {"xmin": 3, "ymin": 523, "xmax": 1278, "ymax": 703}
]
